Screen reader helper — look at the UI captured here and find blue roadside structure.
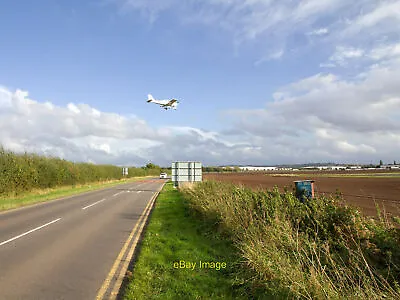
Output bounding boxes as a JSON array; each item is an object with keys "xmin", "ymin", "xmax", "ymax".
[{"xmin": 294, "ymin": 180, "xmax": 315, "ymax": 202}]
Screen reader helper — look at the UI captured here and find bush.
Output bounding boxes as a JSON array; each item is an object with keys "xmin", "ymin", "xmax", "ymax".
[
  {"xmin": 181, "ymin": 180, "xmax": 400, "ymax": 299},
  {"xmin": 0, "ymin": 146, "xmax": 162, "ymax": 196}
]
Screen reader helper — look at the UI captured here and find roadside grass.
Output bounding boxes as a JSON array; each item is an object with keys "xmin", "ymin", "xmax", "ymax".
[
  {"xmin": 180, "ymin": 180, "xmax": 400, "ymax": 299},
  {"xmin": 0, "ymin": 176, "xmax": 151, "ymax": 212},
  {"xmin": 123, "ymin": 182, "xmax": 246, "ymax": 300}
]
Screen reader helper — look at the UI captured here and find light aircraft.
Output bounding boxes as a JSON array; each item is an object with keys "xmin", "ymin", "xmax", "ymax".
[{"xmin": 147, "ymin": 94, "xmax": 179, "ymax": 110}]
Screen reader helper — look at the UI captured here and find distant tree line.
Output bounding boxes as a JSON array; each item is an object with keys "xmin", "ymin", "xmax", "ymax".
[
  {"xmin": 377, "ymin": 160, "xmax": 398, "ymax": 166},
  {"xmin": 202, "ymin": 166, "xmax": 241, "ymax": 173}
]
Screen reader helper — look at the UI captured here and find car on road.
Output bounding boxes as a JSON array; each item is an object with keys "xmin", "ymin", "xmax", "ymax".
[{"xmin": 159, "ymin": 173, "xmax": 167, "ymax": 179}]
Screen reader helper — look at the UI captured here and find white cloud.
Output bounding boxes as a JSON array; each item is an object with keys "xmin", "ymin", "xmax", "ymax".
[
  {"xmin": 4, "ymin": 2, "xmax": 400, "ymax": 166},
  {"xmin": 293, "ymin": 0, "xmax": 344, "ymax": 21},
  {"xmin": 0, "ymin": 87, "xmax": 256, "ymax": 166},
  {"xmin": 67, "ymin": 103, "xmax": 81, "ymax": 114},
  {"xmin": 368, "ymin": 43, "xmax": 400, "ymax": 61},
  {"xmin": 3, "ymin": 56, "xmax": 400, "ymax": 166},
  {"xmin": 308, "ymin": 28, "xmax": 329, "ymax": 36},
  {"xmin": 224, "ymin": 57, "xmax": 400, "ymax": 163},
  {"xmin": 321, "ymin": 42, "xmax": 400, "ymax": 69},
  {"xmin": 111, "ymin": 0, "xmax": 354, "ymax": 60},
  {"xmin": 254, "ymin": 49, "xmax": 284, "ymax": 65},
  {"xmin": 328, "ymin": 46, "xmax": 365, "ymax": 65},
  {"xmin": 269, "ymin": 49, "xmax": 284, "ymax": 60},
  {"xmin": 111, "ymin": 0, "xmax": 400, "ymax": 70},
  {"xmin": 319, "ymin": 63, "xmax": 336, "ymax": 68},
  {"xmin": 350, "ymin": 0, "xmax": 400, "ymax": 33},
  {"xmin": 89, "ymin": 142, "xmax": 111, "ymax": 154}
]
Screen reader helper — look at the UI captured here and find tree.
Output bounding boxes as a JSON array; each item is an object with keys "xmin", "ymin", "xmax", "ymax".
[
  {"xmin": 379, "ymin": 160, "xmax": 383, "ymax": 166},
  {"xmin": 145, "ymin": 163, "xmax": 159, "ymax": 169}
]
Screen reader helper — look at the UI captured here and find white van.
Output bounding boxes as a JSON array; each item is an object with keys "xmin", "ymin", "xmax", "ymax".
[{"xmin": 159, "ymin": 173, "xmax": 167, "ymax": 179}]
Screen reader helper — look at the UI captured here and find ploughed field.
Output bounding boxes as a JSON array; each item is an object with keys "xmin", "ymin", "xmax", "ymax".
[{"xmin": 203, "ymin": 171, "xmax": 400, "ymax": 217}]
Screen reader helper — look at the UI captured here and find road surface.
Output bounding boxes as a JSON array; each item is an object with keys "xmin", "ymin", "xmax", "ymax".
[{"xmin": 0, "ymin": 178, "xmax": 165, "ymax": 300}]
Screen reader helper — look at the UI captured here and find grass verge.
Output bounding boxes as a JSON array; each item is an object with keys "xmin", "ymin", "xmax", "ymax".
[
  {"xmin": 180, "ymin": 180, "xmax": 400, "ymax": 299},
  {"xmin": 0, "ymin": 176, "xmax": 151, "ymax": 212},
  {"xmin": 122, "ymin": 182, "xmax": 245, "ymax": 300}
]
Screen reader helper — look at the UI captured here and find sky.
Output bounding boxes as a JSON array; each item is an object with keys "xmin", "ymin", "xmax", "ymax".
[{"xmin": 1, "ymin": 0, "xmax": 400, "ymax": 167}]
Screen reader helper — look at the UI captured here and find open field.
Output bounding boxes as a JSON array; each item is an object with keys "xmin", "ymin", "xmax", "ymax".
[
  {"xmin": 180, "ymin": 181, "xmax": 400, "ymax": 299},
  {"xmin": 204, "ymin": 171, "xmax": 400, "ymax": 217}
]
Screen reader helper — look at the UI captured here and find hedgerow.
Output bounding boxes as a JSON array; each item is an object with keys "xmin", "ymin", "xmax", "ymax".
[{"xmin": 0, "ymin": 146, "xmax": 164, "ymax": 196}]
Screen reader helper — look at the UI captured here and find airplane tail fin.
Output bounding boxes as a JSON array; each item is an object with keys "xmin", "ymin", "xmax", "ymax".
[{"xmin": 147, "ymin": 94, "xmax": 154, "ymax": 102}]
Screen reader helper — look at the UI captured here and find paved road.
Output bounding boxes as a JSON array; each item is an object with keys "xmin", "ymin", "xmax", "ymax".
[{"xmin": 0, "ymin": 178, "xmax": 165, "ymax": 300}]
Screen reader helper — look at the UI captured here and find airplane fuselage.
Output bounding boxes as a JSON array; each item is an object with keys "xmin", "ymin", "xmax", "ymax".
[
  {"xmin": 147, "ymin": 94, "xmax": 179, "ymax": 110},
  {"xmin": 147, "ymin": 98, "xmax": 178, "ymax": 110}
]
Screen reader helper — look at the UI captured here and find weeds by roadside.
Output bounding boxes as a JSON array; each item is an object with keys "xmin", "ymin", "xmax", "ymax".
[
  {"xmin": 181, "ymin": 180, "xmax": 400, "ymax": 299},
  {"xmin": 123, "ymin": 182, "xmax": 245, "ymax": 299}
]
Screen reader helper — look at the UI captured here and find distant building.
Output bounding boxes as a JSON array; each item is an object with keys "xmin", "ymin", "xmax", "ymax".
[
  {"xmin": 329, "ymin": 166, "xmax": 346, "ymax": 170},
  {"xmin": 301, "ymin": 165, "xmax": 347, "ymax": 170},
  {"xmin": 381, "ymin": 165, "xmax": 400, "ymax": 169},
  {"xmin": 349, "ymin": 166, "xmax": 362, "ymax": 170},
  {"xmin": 302, "ymin": 166, "xmax": 318, "ymax": 170},
  {"xmin": 317, "ymin": 166, "xmax": 330, "ymax": 170},
  {"xmin": 239, "ymin": 166, "xmax": 277, "ymax": 171}
]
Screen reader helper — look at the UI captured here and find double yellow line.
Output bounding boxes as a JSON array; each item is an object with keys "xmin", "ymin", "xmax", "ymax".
[{"xmin": 96, "ymin": 188, "xmax": 161, "ymax": 300}]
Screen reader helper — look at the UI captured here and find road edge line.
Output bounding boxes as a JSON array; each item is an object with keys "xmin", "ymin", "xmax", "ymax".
[
  {"xmin": 109, "ymin": 189, "xmax": 161, "ymax": 299},
  {"xmin": 95, "ymin": 188, "xmax": 161, "ymax": 300}
]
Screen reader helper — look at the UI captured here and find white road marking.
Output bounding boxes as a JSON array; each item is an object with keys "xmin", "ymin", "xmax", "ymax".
[
  {"xmin": 82, "ymin": 198, "xmax": 106, "ymax": 210},
  {"xmin": 137, "ymin": 191, "xmax": 142, "ymax": 194},
  {"xmin": 0, "ymin": 218, "xmax": 61, "ymax": 246},
  {"xmin": 112, "ymin": 191, "xmax": 124, "ymax": 197}
]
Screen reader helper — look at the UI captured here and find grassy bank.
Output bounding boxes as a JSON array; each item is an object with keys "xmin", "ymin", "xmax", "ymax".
[
  {"xmin": 0, "ymin": 176, "xmax": 150, "ymax": 212},
  {"xmin": 122, "ymin": 182, "xmax": 244, "ymax": 299},
  {"xmin": 180, "ymin": 181, "xmax": 400, "ymax": 299}
]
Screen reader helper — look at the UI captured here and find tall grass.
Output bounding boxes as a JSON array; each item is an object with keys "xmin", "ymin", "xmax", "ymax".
[
  {"xmin": 181, "ymin": 180, "xmax": 400, "ymax": 299},
  {"xmin": 0, "ymin": 146, "xmax": 164, "ymax": 197}
]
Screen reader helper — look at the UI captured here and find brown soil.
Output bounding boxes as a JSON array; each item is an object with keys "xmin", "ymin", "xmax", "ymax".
[{"xmin": 203, "ymin": 172, "xmax": 400, "ymax": 217}]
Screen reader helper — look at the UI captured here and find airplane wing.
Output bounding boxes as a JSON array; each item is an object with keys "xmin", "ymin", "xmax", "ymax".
[
  {"xmin": 147, "ymin": 96, "xmax": 178, "ymax": 109},
  {"xmin": 160, "ymin": 99, "xmax": 178, "ymax": 107}
]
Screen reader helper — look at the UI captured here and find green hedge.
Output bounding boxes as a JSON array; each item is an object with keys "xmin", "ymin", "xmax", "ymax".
[{"xmin": 0, "ymin": 146, "xmax": 166, "ymax": 196}]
